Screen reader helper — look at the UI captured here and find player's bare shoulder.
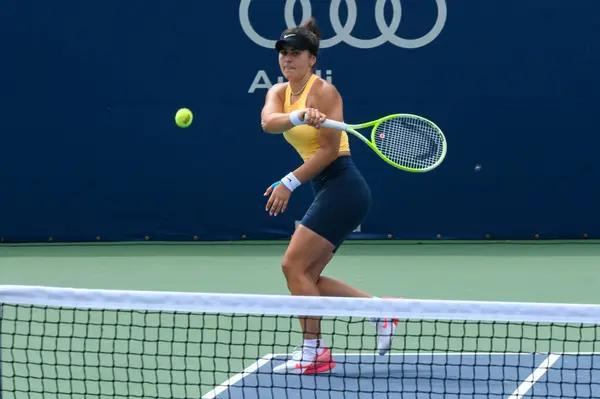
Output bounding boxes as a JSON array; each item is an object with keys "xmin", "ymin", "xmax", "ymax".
[
  {"xmin": 309, "ymin": 77, "xmax": 342, "ymax": 107},
  {"xmin": 266, "ymin": 82, "xmax": 288, "ymax": 101}
]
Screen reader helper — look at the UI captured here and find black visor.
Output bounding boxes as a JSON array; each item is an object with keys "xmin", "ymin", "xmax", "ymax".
[{"xmin": 275, "ymin": 33, "xmax": 318, "ymax": 56}]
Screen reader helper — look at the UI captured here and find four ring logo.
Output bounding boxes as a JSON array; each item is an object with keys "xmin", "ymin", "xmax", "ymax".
[{"xmin": 239, "ymin": 0, "xmax": 447, "ymax": 50}]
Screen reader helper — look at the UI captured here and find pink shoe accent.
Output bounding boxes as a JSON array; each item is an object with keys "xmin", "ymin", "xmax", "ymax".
[{"xmin": 298, "ymin": 348, "xmax": 337, "ymax": 375}]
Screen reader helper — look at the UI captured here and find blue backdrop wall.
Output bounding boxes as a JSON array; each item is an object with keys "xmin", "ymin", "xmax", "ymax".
[{"xmin": 1, "ymin": 0, "xmax": 599, "ymax": 243}]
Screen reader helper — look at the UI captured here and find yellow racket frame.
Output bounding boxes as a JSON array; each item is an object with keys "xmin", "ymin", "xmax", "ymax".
[{"xmin": 320, "ymin": 113, "xmax": 447, "ymax": 173}]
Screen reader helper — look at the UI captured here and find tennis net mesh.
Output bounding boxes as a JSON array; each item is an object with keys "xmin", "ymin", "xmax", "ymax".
[{"xmin": 1, "ymin": 285, "xmax": 600, "ymax": 398}]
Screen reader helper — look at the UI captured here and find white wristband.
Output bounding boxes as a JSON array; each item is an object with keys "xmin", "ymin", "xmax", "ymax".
[
  {"xmin": 280, "ymin": 172, "xmax": 301, "ymax": 192},
  {"xmin": 288, "ymin": 110, "xmax": 304, "ymax": 126}
]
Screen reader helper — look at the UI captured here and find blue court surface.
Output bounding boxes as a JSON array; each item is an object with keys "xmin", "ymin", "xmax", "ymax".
[{"xmin": 202, "ymin": 353, "xmax": 600, "ymax": 398}]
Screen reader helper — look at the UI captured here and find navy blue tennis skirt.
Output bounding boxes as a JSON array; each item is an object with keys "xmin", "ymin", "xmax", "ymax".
[{"xmin": 299, "ymin": 155, "xmax": 372, "ymax": 252}]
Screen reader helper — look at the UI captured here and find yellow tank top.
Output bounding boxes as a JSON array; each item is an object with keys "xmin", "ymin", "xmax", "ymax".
[{"xmin": 283, "ymin": 74, "xmax": 350, "ymax": 161}]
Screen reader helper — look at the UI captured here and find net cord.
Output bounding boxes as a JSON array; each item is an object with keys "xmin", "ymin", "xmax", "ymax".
[{"xmin": 1, "ymin": 285, "xmax": 600, "ymax": 324}]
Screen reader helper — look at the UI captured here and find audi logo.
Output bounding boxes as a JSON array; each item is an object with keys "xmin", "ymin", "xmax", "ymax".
[{"xmin": 239, "ymin": 0, "xmax": 447, "ymax": 50}]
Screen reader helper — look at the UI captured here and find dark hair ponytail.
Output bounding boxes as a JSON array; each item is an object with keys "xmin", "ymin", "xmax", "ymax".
[
  {"xmin": 281, "ymin": 16, "xmax": 321, "ymax": 52},
  {"xmin": 300, "ymin": 17, "xmax": 321, "ymax": 41}
]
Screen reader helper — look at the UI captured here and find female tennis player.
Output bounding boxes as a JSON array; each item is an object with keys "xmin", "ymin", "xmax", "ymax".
[{"xmin": 260, "ymin": 17, "xmax": 398, "ymax": 375}]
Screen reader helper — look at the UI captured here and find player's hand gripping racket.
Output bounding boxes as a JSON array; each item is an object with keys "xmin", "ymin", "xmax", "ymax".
[{"xmin": 314, "ymin": 114, "xmax": 447, "ymax": 172}]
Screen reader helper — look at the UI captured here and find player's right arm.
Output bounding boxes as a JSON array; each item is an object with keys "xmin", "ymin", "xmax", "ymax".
[
  {"xmin": 261, "ymin": 82, "xmax": 328, "ymax": 133},
  {"xmin": 260, "ymin": 83, "xmax": 293, "ymax": 134}
]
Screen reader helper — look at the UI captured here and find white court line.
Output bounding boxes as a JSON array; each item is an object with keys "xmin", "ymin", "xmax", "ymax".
[
  {"xmin": 201, "ymin": 354, "xmax": 274, "ymax": 399},
  {"xmin": 202, "ymin": 352, "xmax": 584, "ymax": 398},
  {"xmin": 208, "ymin": 352, "xmax": 598, "ymax": 362},
  {"xmin": 507, "ymin": 353, "xmax": 562, "ymax": 399}
]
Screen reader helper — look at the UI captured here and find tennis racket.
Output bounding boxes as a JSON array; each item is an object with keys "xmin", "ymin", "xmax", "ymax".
[{"xmin": 317, "ymin": 114, "xmax": 447, "ymax": 173}]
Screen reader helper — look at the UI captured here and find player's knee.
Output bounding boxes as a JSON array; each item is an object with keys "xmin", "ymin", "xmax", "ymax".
[
  {"xmin": 281, "ymin": 257, "xmax": 303, "ymax": 282},
  {"xmin": 282, "ymin": 255, "xmax": 318, "ymax": 292}
]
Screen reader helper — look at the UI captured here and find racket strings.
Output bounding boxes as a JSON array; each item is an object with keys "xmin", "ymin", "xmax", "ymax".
[{"xmin": 374, "ymin": 118, "xmax": 445, "ymax": 170}]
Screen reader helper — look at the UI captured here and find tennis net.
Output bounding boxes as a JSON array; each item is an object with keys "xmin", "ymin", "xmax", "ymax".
[{"xmin": 1, "ymin": 285, "xmax": 600, "ymax": 398}]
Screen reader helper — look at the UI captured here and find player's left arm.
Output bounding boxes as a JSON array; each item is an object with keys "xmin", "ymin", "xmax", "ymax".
[{"xmin": 292, "ymin": 84, "xmax": 344, "ymax": 183}]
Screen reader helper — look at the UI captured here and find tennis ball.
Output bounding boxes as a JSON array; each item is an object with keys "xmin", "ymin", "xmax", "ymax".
[{"xmin": 175, "ymin": 108, "xmax": 193, "ymax": 128}]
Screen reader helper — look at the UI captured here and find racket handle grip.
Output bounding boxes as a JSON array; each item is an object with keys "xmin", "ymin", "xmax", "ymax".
[
  {"xmin": 320, "ymin": 119, "xmax": 348, "ymax": 131},
  {"xmin": 301, "ymin": 113, "xmax": 347, "ymax": 131}
]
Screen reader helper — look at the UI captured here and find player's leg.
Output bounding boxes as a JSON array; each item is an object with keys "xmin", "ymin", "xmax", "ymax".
[
  {"xmin": 273, "ymin": 158, "xmax": 362, "ymax": 375},
  {"xmin": 308, "ymin": 251, "xmax": 372, "ymax": 298},
  {"xmin": 300, "ymin": 156, "xmax": 397, "ymax": 356},
  {"xmin": 273, "ymin": 224, "xmax": 337, "ymax": 375},
  {"xmin": 281, "ymin": 224, "xmax": 334, "ymax": 341},
  {"xmin": 305, "ymin": 243, "xmax": 398, "ymax": 356},
  {"xmin": 273, "ymin": 156, "xmax": 395, "ymax": 375}
]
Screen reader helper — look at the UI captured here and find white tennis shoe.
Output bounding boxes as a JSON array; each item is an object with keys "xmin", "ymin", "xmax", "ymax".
[
  {"xmin": 375, "ymin": 317, "xmax": 399, "ymax": 355},
  {"xmin": 272, "ymin": 346, "xmax": 337, "ymax": 375}
]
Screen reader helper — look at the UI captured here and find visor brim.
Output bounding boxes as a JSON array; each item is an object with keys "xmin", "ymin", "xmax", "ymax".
[{"xmin": 275, "ymin": 34, "xmax": 317, "ymax": 55}]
